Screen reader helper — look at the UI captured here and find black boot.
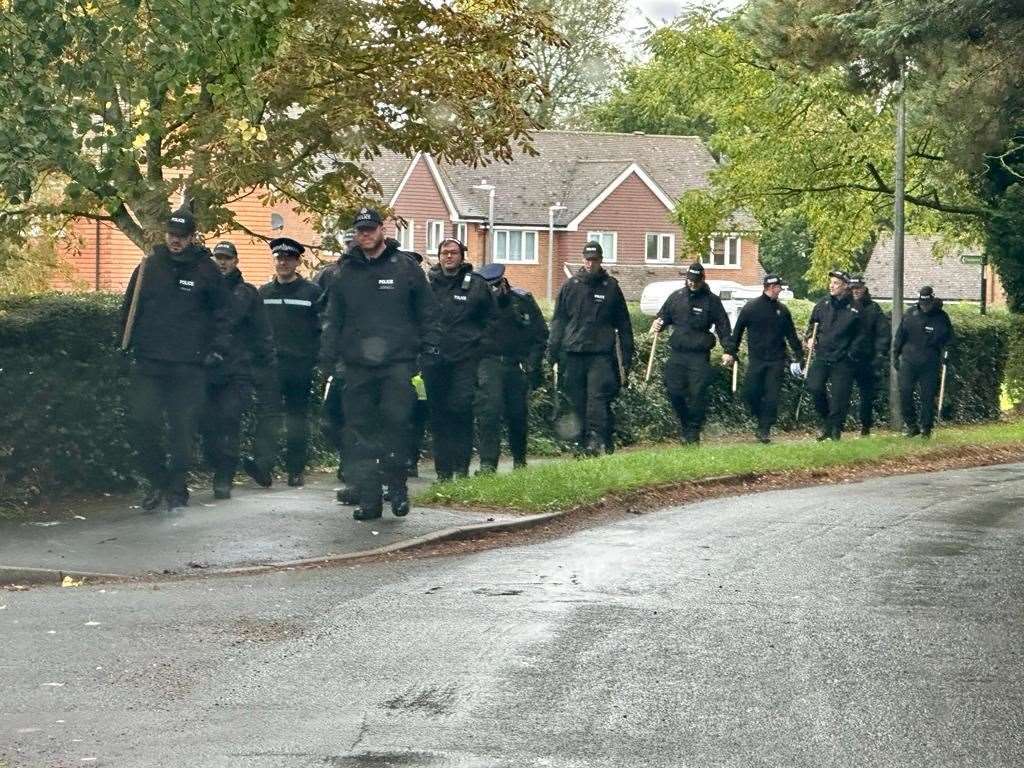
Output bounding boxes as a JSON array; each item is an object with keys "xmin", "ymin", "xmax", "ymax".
[
  {"xmin": 755, "ymin": 429, "xmax": 771, "ymax": 444},
  {"xmin": 243, "ymin": 457, "xmax": 272, "ymax": 488},
  {"xmin": 475, "ymin": 464, "xmax": 497, "ymax": 476},
  {"xmin": 287, "ymin": 472, "xmax": 304, "ymax": 487},
  {"xmin": 904, "ymin": 425, "xmax": 921, "ymax": 438},
  {"xmin": 353, "ymin": 502, "xmax": 382, "ymax": 521},
  {"xmin": 140, "ymin": 486, "xmax": 164, "ymax": 512},
  {"xmin": 213, "ymin": 474, "xmax": 232, "ymax": 500},
  {"xmin": 336, "ymin": 485, "xmax": 359, "ymax": 505},
  {"xmin": 390, "ymin": 484, "xmax": 410, "ymax": 517}
]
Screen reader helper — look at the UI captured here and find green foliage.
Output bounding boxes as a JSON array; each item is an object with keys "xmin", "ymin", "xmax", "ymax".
[{"xmin": 756, "ymin": 213, "xmax": 815, "ymax": 299}]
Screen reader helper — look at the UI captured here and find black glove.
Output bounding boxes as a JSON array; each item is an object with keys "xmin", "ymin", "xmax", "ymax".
[{"xmin": 203, "ymin": 351, "xmax": 225, "ymax": 368}]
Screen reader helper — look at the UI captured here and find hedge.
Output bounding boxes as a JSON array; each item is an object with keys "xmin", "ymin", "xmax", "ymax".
[{"xmin": 0, "ymin": 293, "xmax": 1017, "ymax": 506}]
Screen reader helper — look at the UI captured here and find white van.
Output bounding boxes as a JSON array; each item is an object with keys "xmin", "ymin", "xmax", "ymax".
[{"xmin": 640, "ymin": 279, "xmax": 795, "ymax": 326}]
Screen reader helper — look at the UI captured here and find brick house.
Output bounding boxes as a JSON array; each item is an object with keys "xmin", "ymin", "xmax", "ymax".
[{"xmin": 371, "ymin": 130, "xmax": 763, "ymax": 301}]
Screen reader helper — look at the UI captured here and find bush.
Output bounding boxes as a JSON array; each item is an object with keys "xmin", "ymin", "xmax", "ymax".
[{"xmin": 0, "ymin": 293, "xmax": 1018, "ymax": 506}]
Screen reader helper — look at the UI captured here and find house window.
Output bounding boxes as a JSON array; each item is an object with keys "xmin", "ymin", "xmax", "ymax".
[
  {"xmin": 455, "ymin": 222, "xmax": 468, "ymax": 246},
  {"xmin": 396, "ymin": 219, "xmax": 414, "ymax": 251},
  {"xmin": 586, "ymin": 231, "xmax": 618, "ymax": 263},
  {"xmin": 426, "ymin": 220, "xmax": 445, "ymax": 254},
  {"xmin": 645, "ymin": 233, "xmax": 675, "ymax": 263},
  {"xmin": 704, "ymin": 235, "xmax": 741, "ymax": 268},
  {"xmin": 494, "ymin": 229, "xmax": 538, "ymax": 264}
]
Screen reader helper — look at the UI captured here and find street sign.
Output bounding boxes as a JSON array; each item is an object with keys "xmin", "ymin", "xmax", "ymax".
[{"xmin": 960, "ymin": 255, "xmax": 984, "ymax": 265}]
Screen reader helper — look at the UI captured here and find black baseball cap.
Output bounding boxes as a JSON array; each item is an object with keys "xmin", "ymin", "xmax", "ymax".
[
  {"xmin": 212, "ymin": 241, "xmax": 238, "ymax": 259},
  {"xmin": 828, "ymin": 270, "xmax": 850, "ymax": 283},
  {"xmin": 166, "ymin": 208, "xmax": 197, "ymax": 235},
  {"xmin": 918, "ymin": 285, "xmax": 935, "ymax": 299},
  {"xmin": 270, "ymin": 237, "xmax": 304, "ymax": 258},
  {"xmin": 848, "ymin": 275, "xmax": 866, "ymax": 288},
  {"xmin": 763, "ymin": 274, "xmax": 782, "ymax": 287},
  {"xmin": 478, "ymin": 262, "xmax": 505, "ymax": 284},
  {"xmin": 582, "ymin": 241, "xmax": 603, "ymax": 260},
  {"xmin": 353, "ymin": 207, "xmax": 384, "ymax": 229},
  {"xmin": 687, "ymin": 262, "xmax": 705, "ymax": 279}
]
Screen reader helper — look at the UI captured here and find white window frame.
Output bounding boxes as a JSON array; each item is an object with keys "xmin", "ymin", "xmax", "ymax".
[
  {"xmin": 586, "ymin": 231, "xmax": 618, "ymax": 263},
  {"xmin": 703, "ymin": 235, "xmax": 742, "ymax": 269},
  {"xmin": 396, "ymin": 219, "xmax": 414, "ymax": 251},
  {"xmin": 426, "ymin": 220, "xmax": 445, "ymax": 254},
  {"xmin": 645, "ymin": 232, "xmax": 675, "ymax": 263},
  {"xmin": 493, "ymin": 228, "xmax": 539, "ymax": 264},
  {"xmin": 455, "ymin": 222, "xmax": 468, "ymax": 246}
]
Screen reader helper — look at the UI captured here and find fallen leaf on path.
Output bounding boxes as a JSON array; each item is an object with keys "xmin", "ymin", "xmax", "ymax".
[
  {"xmin": 83, "ymin": 621, "xmax": 101, "ymax": 626},
  {"xmin": 61, "ymin": 576, "xmax": 84, "ymax": 588}
]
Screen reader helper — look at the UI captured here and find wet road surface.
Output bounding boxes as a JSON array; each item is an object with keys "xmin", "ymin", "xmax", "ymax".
[{"xmin": 3, "ymin": 463, "xmax": 1023, "ymax": 767}]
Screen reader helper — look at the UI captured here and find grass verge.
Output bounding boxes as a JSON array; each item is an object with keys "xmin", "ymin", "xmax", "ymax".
[{"xmin": 416, "ymin": 421, "xmax": 1024, "ymax": 513}]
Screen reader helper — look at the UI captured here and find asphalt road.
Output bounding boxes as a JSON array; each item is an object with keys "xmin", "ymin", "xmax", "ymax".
[{"xmin": 3, "ymin": 463, "xmax": 1023, "ymax": 768}]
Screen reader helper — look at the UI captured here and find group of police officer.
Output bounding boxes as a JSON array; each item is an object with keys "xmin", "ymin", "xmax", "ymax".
[{"xmin": 120, "ymin": 206, "xmax": 954, "ymax": 517}]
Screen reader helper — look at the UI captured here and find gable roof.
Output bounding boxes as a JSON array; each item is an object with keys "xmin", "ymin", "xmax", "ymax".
[
  {"xmin": 368, "ymin": 131, "xmax": 759, "ymax": 231},
  {"xmin": 864, "ymin": 234, "xmax": 984, "ymax": 301}
]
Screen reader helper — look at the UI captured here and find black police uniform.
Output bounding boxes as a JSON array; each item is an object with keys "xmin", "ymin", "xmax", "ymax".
[
  {"xmin": 314, "ymin": 256, "xmax": 347, "ymax": 474},
  {"xmin": 655, "ymin": 282, "xmax": 732, "ymax": 443},
  {"xmin": 475, "ymin": 275, "xmax": 548, "ymax": 472},
  {"xmin": 321, "ymin": 239, "xmax": 441, "ymax": 516},
  {"xmin": 850, "ymin": 290, "xmax": 891, "ymax": 434},
  {"xmin": 200, "ymin": 267, "xmax": 275, "ymax": 494},
  {"xmin": 120, "ymin": 243, "xmax": 231, "ymax": 505},
  {"xmin": 549, "ymin": 266, "xmax": 634, "ymax": 452},
  {"xmin": 424, "ymin": 260, "xmax": 494, "ymax": 480},
  {"xmin": 806, "ymin": 292, "xmax": 867, "ymax": 438},
  {"xmin": 894, "ymin": 296, "xmax": 953, "ymax": 436},
  {"xmin": 254, "ymin": 274, "xmax": 322, "ymax": 478},
  {"xmin": 730, "ymin": 292, "xmax": 803, "ymax": 438}
]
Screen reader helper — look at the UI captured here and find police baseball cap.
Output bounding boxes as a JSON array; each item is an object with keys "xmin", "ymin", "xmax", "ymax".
[
  {"xmin": 270, "ymin": 237, "xmax": 304, "ymax": 258},
  {"xmin": 582, "ymin": 241, "xmax": 603, "ymax": 260},
  {"xmin": 166, "ymin": 208, "xmax": 197, "ymax": 235},
  {"xmin": 352, "ymin": 207, "xmax": 384, "ymax": 229},
  {"xmin": 212, "ymin": 241, "xmax": 238, "ymax": 259},
  {"xmin": 918, "ymin": 285, "xmax": 935, "ymax": 299},
  {"xmin": 478, "ymin": 262, "xmax": 505, "ymax": 284},
  {"xmin": 687, "ymin": 262, "xmax": 705, "ymax": 279},
  {"xmin": 848, "ymin": 275, "xmax": 866, "ymax": 288},
  {"xmin": 763, "ymin": 274, "xmax": 782, "ymax": 287},
  {"xmin": 828, "ymin": 270, "xmax": 850, "ymax": 283}
]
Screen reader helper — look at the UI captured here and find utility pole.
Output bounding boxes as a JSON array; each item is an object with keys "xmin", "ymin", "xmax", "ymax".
[{"xmin": 889, "ymin": 64, "xmax": 906, "ymax": 430}]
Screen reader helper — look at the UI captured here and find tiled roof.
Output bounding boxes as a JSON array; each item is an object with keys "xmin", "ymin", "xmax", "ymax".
[
  {"xmin": 863, "ymin": 234, "xmax": 985, "ymax": 301},
  {"xmin": 366, "ymin": 131, "xmax": 758, "ymax": 230}
]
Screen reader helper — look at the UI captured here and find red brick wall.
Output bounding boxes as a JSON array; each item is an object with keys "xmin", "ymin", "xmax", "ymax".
[{"xmin": 387, "ymin": 156, "xmax": 453, "ymax": 258}]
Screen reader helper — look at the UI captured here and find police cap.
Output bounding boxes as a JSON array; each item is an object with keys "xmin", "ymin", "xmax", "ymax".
[
  {"xmin": 352, "ymin": 207, "xmax": 384, "ymax": 229},
  {"xmin": 212, "ymin": 241, "xmax": 238, "ymax": 259},
  {"xmin": 478, "ymin": 262, "xmax": 505, "ymax": 284},
  {"xmin": 270, "ymin": 237, "xmax": 304, "ymax": 259},
  {"xmin": 582, "ymin": 241, "xmax": 603, "ymax": 260},
  {"xmin": 166, "ymin": 208, "xmax": 197, "ymax": 235}
]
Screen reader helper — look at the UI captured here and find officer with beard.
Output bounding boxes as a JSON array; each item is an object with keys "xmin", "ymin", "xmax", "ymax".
[
  {"xmin": 548, "ymin": 241, "xmax": 634, "ymax": 455},
  {"xmin": 848, "ymin": 275, "xmax": 891, "ymax": 436},
  {"xmin": 894, "ymin": 286, "xmax": 954, "ymax": 438},
  {"xmin": 652, "ymin": 262, "xmax": 731, "ymax": 445}
]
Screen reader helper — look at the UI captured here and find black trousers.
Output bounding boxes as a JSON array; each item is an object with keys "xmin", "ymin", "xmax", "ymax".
[
  {"xmin": 201, "ymin": 375, "xmax": 253, "ymax": 483},
  {"xmin": 562, "ymin": 352, "xmax": 619, "ymax": 448},
  {"xmin": 664, "ymin": 352, "xmax": 713, "ymax": 438},
  {"xmin": 411, "ymin": 398, "xmax": 429, "ymax": 468},
  {"xmin": 899, "ymin": 357, "xmax": 942, "ymax": 432},
  {"xmin": 744, "ymin": 358, "xmax": 785, "ymax": 433},
  {"xmin": 853, "ymin": 366, "xmax": 879, "ymax": 430},
  {"xmin": 321, "ymin": 373, "xmax": 349, "ymax": 471},
  {"xmin": 806, "ymin": 357, "xmax": 855, "ymax": 434},
  {"xmin": 476, "ymin": 356, "xmax": 529, "ymax": 469},
  {"xmin": 253, "ymin": 359, "xmax": 314, "ymax": 475},
  {"xmin": 423, "ymin": 358, "xmax": 479, "ymax": 478},
  {"xmin": 129, "ymin": 358, "xmax": 206, "ymax": 496},
  {"xmin": 343, "ymin": 362, "xmax": 415, "ymax": 506}
]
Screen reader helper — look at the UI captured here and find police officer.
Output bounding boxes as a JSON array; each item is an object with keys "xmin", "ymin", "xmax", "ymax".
[
  {"xmin": 321, "ymin": 208, "xmax": 441, "ymax": 519},
  {"xmin": 474, "ymin": 263, "xmax": 548, "ymax": 474},
  {"xmin": 805, "ymin": 270, "xmax": 867, "ymax": 440},
  {"xmin": 894, "ymin": 286, "xmax": 954, "ymax": 438},
  {"xmin": 651, "ymin": 262, "xmax": 731, "ymax": 445},
  {"xmin": 120, "ymin": 208, "xmax": 231, "ymax": 511},
  {"xmin": 724, "ymin": 274, "xmax": 803, "ymax": 443},
  {"xmin": 246, "ymin": 237, "xmax": 322, "ymax": 488},
  {"xmin": 848, "ymin": 275, "xmax": 891, "ymax": 436},
  {"xmin": 201, "ymin": 241, "xmax": 275, "ymax": 498},
  {"xmin": 549, "ymin": 241, "xmax": 634, "ymax": 455},
  {"xmin": 423, "ymin": 237, "xmax": 494, "ymax": 480}
]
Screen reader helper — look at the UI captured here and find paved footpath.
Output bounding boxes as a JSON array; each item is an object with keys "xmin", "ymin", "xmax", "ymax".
[{"xmin": 0, "ymin": 467, "xmax": 520, "ymax": 583}]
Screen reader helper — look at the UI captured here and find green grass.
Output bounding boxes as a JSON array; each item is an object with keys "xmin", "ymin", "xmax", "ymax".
[{"xmin": 416, "ymin": 421, "xmax": 1024, "ymax": 512}]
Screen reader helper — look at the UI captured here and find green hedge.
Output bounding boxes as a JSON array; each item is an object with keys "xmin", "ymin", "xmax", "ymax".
[{"xmin": 0, "ymin": 293, "xmax": 1017, "ymax": 506}]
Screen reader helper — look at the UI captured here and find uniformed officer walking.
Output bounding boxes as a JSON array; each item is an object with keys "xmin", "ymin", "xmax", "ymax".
[
  {"xmin": 423, "ymin": 237, "xmax": 494, "ymax": 481},
  {"xmin": 548, "ymin": 241, "xmax": 634, "ymax": 455},
  {"xmin": 848, "ymin": 275, "xmax": 891, "ymax": 436},
  {"xmin": 201, "ymin": 242, "xmax": 276, "ymax": 498},
  {"xmin": 724, "ymin": 274, "xmax": 803, "ymax": 443},
  {"xmin": 474, "ymin": 263, "xmax": 548, "ymax": 474},
  {"xmin": 246, "ymin": 237, "xmax": 322, "ymax": 488},
  {"xmin": 321, "ymin": 208, "xmax": 441, "ymax": 519},
  {"xmin": 314, "ymin": 238, "xmax": 353, "ymax": 481},
  {"xmin": 651, "ymin": 262, "xmax": 731, "ymax": 445},
  {"xmin": 894, "ymin": 286, "xmax": 954, "ymax": 438},
  {"xmin": 805, "ymin": 270, "xmax": 867, "ymax": 440},
  {"xmin": 120, "ymin": 209, "xmax": 231, "ymax": 511}
]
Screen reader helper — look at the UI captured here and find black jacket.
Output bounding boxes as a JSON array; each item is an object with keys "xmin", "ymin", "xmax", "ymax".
[
  {"xmin": 427, "ymin": 262, "xmax": 495, "ymax": 363},
  {"xmin": 549, "ymin": 267, "xmax": 634, "ymax": 368},
  {"xmin": 730, "ymin": 293, "xmax": 803, "ymax": 363},
  {"xmin": 120, "ymin": 244, "xmax": 231, "ymax": 364},
  {"xmin": 480, "ymin": 286, "xmax": 548, "ymax": 370},
  {"xmin": 894, "ymin": 300, "xmax": 954, "ymax": 364},
  {"xmin": 852, "ymin": 292, "xmax": 891, "ymax": 364},
  {"xmin": 807, "ymin": 293, "xmax": 867, "ymax": 364},
  {"xmin": 656, "ymin": 283, "xmax": 732, "ymax": 356},
  {"xmin": 258, "ymin": 276, "xmax": 322, "ymax": 364},
  {"xmin": 222, "ymin": 268, "xmax": 275, "ymax": 379},
  {"xmin": 321, "ymin": 240, "xmax": 441, "ymax": 369}
]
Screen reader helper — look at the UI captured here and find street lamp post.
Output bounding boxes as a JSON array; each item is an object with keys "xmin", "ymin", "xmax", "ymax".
[
  {"xmin": 889, "ymin": 64, "xmax": 907, "ymax": 431},
  {"xmin": 472, "ymin": 180, "xmax": 496, "ymax": 264},
  {"xmin": 547, "ymin": 202, "xmax": 567, "ymax": 302}
]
